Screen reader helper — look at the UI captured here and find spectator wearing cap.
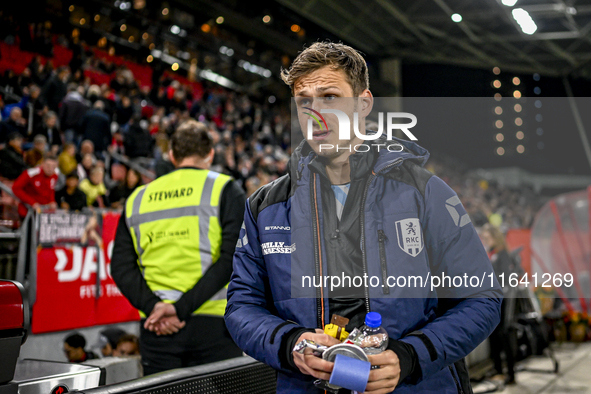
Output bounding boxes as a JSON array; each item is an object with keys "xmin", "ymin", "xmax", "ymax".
[
  {"xmin": 12, "ymin": 154, "xmax": 59, "ymax": 217},
  {"xmin": 79, "ymin": 101, "xmax": 111, "ymax": 155},
  {"xmin": 63, "ymin": 333, "xmax": 98, "ymax": 363},
  {"xmin": 24, "ymin": 134, "xmax": 47, "ymax": 168},
  {"xmin": 55, "ymin": 172, "xmax": 87, "ymax": 211},
  {"xmin": 95, "ymin": 328, "xmax": 126, "ymax": 358},
  {"xmin": 33, "ymin": 111, "xmax": 62, "ymax": 152},
  {"xmin": 0, "ymin": 133, "xmax": 27, "ymax": 180},
  {"xmin": 60, "ymin": 83, "xmax": 90, "ymax": 144},
  {"xmin": 58, "ymin": 143, "xmax": 78, "ymax": 176},
  {"xmin": 0, "ymin": 107, "xmax": 27, "ymax": 144}
]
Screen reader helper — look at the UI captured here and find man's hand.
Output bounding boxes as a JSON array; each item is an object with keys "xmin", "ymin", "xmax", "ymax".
[
  {"xmin": 152, "ymin": 315, "xmax": 185, "ymax": 336},
  {"xmin": 292, "ymin": 329, "xmax": 341, "ymax": 380},
  {"xmin": 144, "ymin": 302, "xmax": 185, "ymax": 335},
  {"xmin": 48, "ymin": 202, "xmax": 58, "ymax": 210},
  {"xmin": 363, "ymin": 350, "xmax": 401, "ymax": 394}
]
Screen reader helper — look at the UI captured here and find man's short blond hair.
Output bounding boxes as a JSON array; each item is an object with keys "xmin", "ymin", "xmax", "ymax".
[{"xmin": 280, "ymin": 41, "xmax": 369, "ymax": 96}]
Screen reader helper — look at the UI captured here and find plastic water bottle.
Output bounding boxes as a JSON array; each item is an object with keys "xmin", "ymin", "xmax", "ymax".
[{"xmin": 359, "ymin": 312, "xmax": 389, "ymax": 355}]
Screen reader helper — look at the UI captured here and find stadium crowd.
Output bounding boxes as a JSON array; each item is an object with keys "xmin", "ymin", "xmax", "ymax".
[{"xmin": 0, "ymin": 31, "xmax": 540, "ymax": 231}]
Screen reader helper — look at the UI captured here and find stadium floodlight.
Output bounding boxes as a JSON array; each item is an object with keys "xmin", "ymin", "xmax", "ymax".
[
  {"xmin": 170, "ymin": 25, "xmax": 181, "ymax": 34},
  {"xmin": 512, "ymin": 8, "xmax": 537, "ymax": 34},
  {"xmin": 237, "ymin": 60, "xmax": 272, "ymax": 78},
  {"xmin": 502, "ymin": 0, "xmax": 518, "ymax": 6},
  {"xmin": 451, "ymin": 14, "xmax": 462, "ymax": 23},
  {"xmin": 219, "ymin": 46, "xmax": 234, "ymax": 56},
  {"xmin": 199, "ymin": 69, "xmax": 238, "ymax": 89}
]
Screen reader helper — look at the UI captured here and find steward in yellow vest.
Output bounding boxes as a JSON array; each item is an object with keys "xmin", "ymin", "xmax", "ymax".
[{"xmin": 111, "ymin": 120, "xmax": 245, "ymax": 375}]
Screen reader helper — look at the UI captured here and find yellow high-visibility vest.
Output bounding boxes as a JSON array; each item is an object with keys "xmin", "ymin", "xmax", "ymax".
[{"xmin": 125, "ymin": 168, "xmax": 232, "ymax": 318}]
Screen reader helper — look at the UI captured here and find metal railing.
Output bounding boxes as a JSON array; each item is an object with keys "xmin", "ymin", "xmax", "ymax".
[{"xmin": 70, "ymin": 357, "xmax": 277, "ymax": 394}]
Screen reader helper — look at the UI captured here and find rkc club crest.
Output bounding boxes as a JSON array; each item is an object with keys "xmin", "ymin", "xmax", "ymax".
[{"xmin": 395, "ymin": 218, "xmax": 423, "ymax": 257}]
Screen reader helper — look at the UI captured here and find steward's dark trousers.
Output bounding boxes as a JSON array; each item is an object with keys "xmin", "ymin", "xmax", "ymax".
[{"xmin": 140, "ymin": 315, "xmax": 243, "ymax": 376}]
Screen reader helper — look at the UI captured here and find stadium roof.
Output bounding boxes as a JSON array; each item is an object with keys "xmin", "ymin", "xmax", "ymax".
[{"xmin": 274, "ymin": 0, "xmax": 591, "ymax": 78}]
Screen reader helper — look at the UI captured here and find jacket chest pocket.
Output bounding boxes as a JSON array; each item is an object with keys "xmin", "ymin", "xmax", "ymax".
[{"xmin": 370, "ymin": 214, "xmax": 429, "ymax": 298}]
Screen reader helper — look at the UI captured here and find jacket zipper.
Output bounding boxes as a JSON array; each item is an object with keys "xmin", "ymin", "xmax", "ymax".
[
  {"xmin": 310, "ymin": 172, "xmax": 324, "ymax": 328},
  {"xmin": 377, "ymin": 230, "xmax": 390, "ymax": 295},
  {"xmin": 360, "ymin": 158, "xmax": 403, "ymax": 313},
  {"xmin": 449, "ymin": 366, "xmax": 464, "ymax": 394}
]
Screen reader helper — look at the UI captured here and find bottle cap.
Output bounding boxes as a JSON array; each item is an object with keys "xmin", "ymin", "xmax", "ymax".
[{"xmin": 364, "ymin": 312, "xmax": 381, "ymax": 328}]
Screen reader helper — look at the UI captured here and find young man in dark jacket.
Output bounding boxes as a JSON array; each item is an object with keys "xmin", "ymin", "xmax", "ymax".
[
  {"xmin": 55, "ymin": 172, "xmax": 87, "ymax": 211},
  {"xmin": 225, "ymin": 42, "xmax": 502, "ymax": 394}
]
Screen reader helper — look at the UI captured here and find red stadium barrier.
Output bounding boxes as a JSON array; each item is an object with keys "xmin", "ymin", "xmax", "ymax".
[{"xmin": 31, "ymin": 210, "xmax": 139, "ymax": 334}]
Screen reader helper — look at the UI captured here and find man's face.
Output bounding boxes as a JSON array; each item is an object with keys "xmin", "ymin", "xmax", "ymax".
[
  {"xmin": 34, "ymin": 141, "xmax": 46, "ymax": 151},
  {"xmin": 66, "ymin": 177, "xmax": 78, "ymax": 189},
  {"xmin": 42, "ymin": 159, "xmax": 58, "ymax": 176},
  {"xmin": 31, "ymin": 88, "xmax": 40, "ymax": 100},
  {"xmin": 82, "ymin": 154, "xmax": 93, "ymax": 168},
  {"xmin": 10, "ymin": 108, "xmax": 22, "ymax": 121},
  {"xmin": 59, "ymin": 70, "xmax": 70, "ymax": 82},
  {"xmin": 90, "ymin": 171, "xmax": 103, "ymax": 185},
  {"xmin": 46, "ymin": 115, "xmax": 57, "ymax": 128},
  {"xmin": 294, "ymin": 66, "xmax": 369, "ymax": 159},
  {"xmin": 81, "ymin": 142, "xmax": 93, "ymax": 154},
  {"xmin": 8, "ymin": 137, "xmax": 22, "ymax": 150},
  {"xmin": 63, "ymin": 343, "xmax": 84, "ymax": 362}
]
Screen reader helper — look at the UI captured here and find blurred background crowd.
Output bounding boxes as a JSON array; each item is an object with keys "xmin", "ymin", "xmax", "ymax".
[{"xmin": 0, "ymin": 27, "xmax": 543, "ymax": 232}]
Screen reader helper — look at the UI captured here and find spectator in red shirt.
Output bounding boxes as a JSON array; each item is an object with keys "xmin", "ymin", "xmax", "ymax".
[{"xmin": 12, "ymin": 154, "xmax": 59, "ymax": 217}]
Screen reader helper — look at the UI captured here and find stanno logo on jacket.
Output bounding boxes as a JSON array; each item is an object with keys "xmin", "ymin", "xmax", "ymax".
[{"xmin": 264, "ymin": 226, "xmax": 291, "ymax": 231}]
